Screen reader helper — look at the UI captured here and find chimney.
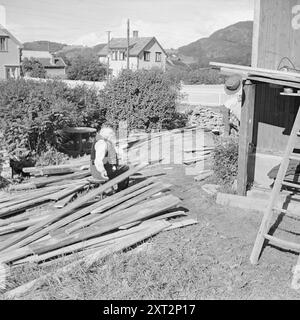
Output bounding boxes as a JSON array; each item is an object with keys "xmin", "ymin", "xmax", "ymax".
[
  {"xmin": 0, "ymin": 5, "xmax": 6, "ymax": 27},
  {"xmin": 132, "ymin": 30, "xmax": 138, "ymax": 39}
]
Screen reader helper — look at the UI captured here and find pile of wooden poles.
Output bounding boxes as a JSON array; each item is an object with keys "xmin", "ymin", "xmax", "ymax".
[{"xmin": 0, "ymin": 161, "xmax": 197, "ymax": 298}]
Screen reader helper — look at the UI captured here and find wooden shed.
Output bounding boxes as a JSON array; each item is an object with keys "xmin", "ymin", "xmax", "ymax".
[{"xmin": 211, "ymin": 0, "xmax": 300, "ymax": 195}]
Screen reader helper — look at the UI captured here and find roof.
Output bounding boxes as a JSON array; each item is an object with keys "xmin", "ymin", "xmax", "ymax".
[
  {"xmin": 98, "ymin": 36, "xmax": 166, "ymax": 56},
  {"xmin": 35, "ymin": 57, "xmax": 66, "ymax": 69},
  {"xmin": 0, "ymin": 24, "xmax": 23, "ymax": 47},
  {"xmin": 210, "ymin": 62, "xmax": 300, "ymax": 89}
]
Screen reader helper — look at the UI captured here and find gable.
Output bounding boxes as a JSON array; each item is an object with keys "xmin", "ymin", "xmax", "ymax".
[
  {"xmin": 0, "ymin": 24, "xmax": 23, "ymax": 47},
  {"xmin": 98, "ymin": 37, "xmax": 165, "ymax": 57}
]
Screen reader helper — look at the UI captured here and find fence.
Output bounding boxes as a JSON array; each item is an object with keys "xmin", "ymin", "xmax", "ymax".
[
  {"xmin": 180, "ymin": 84, "xmax": 236, "ymax": 106},
  {"xmin": 24, "ymin": 77, "xmax": 106, "ymax": 90}
]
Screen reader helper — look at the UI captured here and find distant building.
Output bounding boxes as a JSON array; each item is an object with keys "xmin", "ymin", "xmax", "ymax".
[
  {"xmin": 98, "ymin": 31, "xmax": 167, "ymax": 76},
  {"xmin": 0, "ymin": 24, "xmax": 23, "ymax": 79},
  {"xmin": 22, "ymin": 50, "xmax": 67, "ymax": 78}
]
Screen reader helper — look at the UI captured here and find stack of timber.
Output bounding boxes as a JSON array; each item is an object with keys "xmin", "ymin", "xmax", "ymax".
[{"xmin": 0, "ymin": 162, "xmax": 197, "ymax": 298}]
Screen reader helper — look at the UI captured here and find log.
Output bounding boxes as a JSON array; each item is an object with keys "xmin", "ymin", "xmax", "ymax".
[{"xmin": 0, "ymin": 163, "xmax": 148, "ymax": 252}]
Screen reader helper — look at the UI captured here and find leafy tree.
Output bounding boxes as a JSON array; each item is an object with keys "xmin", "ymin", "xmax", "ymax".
[
  {"xmin": 103, "ymin": 68, "xmax": 186, "ymax": 131},
  {"xmin": 67, "ymin": 54, "xmax": 107, "ymax": 81},
  {"xmin": 21, "ymin": 58, "xmax": 46, "ymax": 78}
]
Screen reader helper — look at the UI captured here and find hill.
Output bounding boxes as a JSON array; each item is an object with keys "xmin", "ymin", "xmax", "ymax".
[
  {"xmin": 176, "ymin": 21, "xmax": 253, "ymax": 67},
  {"xmin": 23, "ymin": 41, "xmax": 67, "ymax": 52},
  {"xmin": 22, "ymin": 41, "xmax": 106, "ymax": 61}
]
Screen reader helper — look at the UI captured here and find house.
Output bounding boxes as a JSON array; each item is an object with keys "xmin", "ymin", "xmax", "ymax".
[
  {"xmin": 0, "ymin": 24, "xmax": 22, "ymax": 79},
  {"xmin": 98, "ymin": 31, "xmax": 167, "ymax": 76},
  {"xmin": 21, "ymin": 50, "xmax": 67, "ymax": 78}
]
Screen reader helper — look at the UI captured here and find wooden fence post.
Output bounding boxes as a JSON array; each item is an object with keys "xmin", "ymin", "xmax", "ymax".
[{"xmin": 237, "ymin": 80, "xmax": 256, "ymax": 196}]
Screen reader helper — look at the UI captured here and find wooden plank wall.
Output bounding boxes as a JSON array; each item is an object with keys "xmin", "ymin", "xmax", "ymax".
[
  {"xmin": 252, "ymin": 83, "xmax": 300, "ymax": 154},
  {"xmin": 252, "ymin": 0, "xmax": 300, "ymax": 70}
]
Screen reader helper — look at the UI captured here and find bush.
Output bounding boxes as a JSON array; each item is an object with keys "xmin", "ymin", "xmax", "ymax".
[
  {"xmin": 0, "ymin": 79, "xmax": 107, "ymax": 168},
  {"xmin": 35, "ymin": 146, "xmax": 68, "ymax": 166},
  {"xmin": 212, "ymin": 137, "xmax": 239, "ymax": 185},
  {"xmin": 22, "ymin": 58, "xmax": 46, "ymax": 78},
  {"xmin": 103, "ymin": 68, "xmax": 185, "ymax": 132},
  {"xmin": 67, "ymin": 54, "xmax": 107, "ymax": 81}
]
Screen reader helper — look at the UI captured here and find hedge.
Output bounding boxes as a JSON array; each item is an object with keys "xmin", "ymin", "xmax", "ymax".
[{"xmin": 0, "ymin": 70, "xmax": 184, "ymax": 169}]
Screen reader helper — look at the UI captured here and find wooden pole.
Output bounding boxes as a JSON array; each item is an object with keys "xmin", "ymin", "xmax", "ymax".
[
  {"xmin": 127, "ymin": 19, "xmax": 130, "ymax": 70},
  {"xmin": 237, "ymin": 80, "xmax": 256, "ymax": 196},
  {"xmin": 106, "ymin": 31, "xmax": 111, "ymax": 82}
]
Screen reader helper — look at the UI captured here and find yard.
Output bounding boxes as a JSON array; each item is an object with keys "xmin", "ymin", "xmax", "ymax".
[{"xmin": 2, "ymin": 163, "xmax": 300, "ymax": 300}]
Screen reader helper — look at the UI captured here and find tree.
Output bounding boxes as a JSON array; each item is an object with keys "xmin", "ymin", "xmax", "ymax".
[
  {"xmin": 21, "ymin": 58, "xmax": 46, "ymax": 78},
  {"xmin": 103, "ymin": 68, "xmax": 186, "ymax": 131},
  {"xmin": 67, "ymin": 54, "xmax": 107, "ymax": 81}
]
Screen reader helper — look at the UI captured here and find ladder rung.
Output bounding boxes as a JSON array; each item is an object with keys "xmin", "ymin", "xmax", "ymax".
[
  {"xmin": 273, "ymin": 207, "xmax": 300, "ymax": 219},
  {"xmin": 264, "ymin": 234, "xmax": 300, "ymax": 252},
  {"xmin": 282, "ymin": 181, "xmax": 300, "ymax": 189},
  {"xmin": 289, "ymin": 153, "xmax": 300, "ymax": 161}
]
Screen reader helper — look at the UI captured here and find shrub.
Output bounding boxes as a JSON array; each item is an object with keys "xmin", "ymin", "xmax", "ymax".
[
  {"xmin": 35, "ymin": 146, "xmax": 68, "ymax": 166},
  {"xmin": 22, "ymin": 58, "xmax": 46, "ymax": 78},
  {"xmin": 103, "ymin": 68, "xmax": 185, "ymax": 132},
  {"xmin": 212, "ymin": 136, "xmax": 239, "ymax": 185},
  {"xmin": 67, "ymin": 54, "xmax": 107, "ymax": 81},
  {"xmin": 0, "ymin": 79, "xmax": 107, "ymax": 168}
]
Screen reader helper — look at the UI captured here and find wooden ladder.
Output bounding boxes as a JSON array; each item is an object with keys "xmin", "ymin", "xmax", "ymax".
[{"xmin": 250, "ymin": 92, "xmax": 300, "ymax": 266}]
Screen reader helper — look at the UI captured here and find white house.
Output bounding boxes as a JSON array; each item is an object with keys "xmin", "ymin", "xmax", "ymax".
[
  {"xmin": 0, "ymin": 24, "xmax": 22, "ymax": 79},
  {"xmin": 98, "ymin": 31, "xmax": 167, "ymax": 76}
]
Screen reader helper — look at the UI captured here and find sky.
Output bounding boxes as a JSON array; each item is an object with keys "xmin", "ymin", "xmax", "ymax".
[{"xmin": 0, "ymin": 0, "xmax": 254, "ymax": 48}]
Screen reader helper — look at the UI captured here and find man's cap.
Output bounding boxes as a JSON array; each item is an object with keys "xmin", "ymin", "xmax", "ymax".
[{"xmin": 224, "ymin": 75, "xmax": 242, "ymax": 95}]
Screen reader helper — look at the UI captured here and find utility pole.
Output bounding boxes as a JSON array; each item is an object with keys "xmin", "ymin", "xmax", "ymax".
[
  {"xmin": 106, "ymin": 31, "xmax": 111, "ymax": 83},
  {"xmin": 127, "ymin": 19, "xmax": 130, "ymax": 70}
]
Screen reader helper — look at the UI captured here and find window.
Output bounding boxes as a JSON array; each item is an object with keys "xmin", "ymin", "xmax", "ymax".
[
  {"xmin": 119, "ymin": 51, "xmax": 126, "ymax": 61},
  {"xmin": 143, "ymin": 51, "xmax": 150, "ymax": 61},
  {"xmin": 0, "ymin": 37, "xmax": 8, "ymax": 51},
  {"xmin": 5, "ymin": 67, "xmax": 19, "ymax": 79},
  {"xmin": 155, "ymin": 52, "xmax": 162, "ymax": 62},
  {"xmin": 111, "ymin": 50, "xmax": 118, "ymax": 60}
]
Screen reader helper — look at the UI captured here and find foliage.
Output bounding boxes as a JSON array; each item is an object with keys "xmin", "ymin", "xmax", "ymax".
[
  {"xmin": 103, "ymin": 68, "xmax": 184, "ymax": 131},
  {"xmin": 21, "ymin": 58, "xmax": 47, "ymax": 79},
  {"xmin": 0, "ymin": 79, "xmax": 106, "ymax": 168},
  {"xmin": 166, "ymin": 67, "xmax": 225, "ymax": 85},
  {"xmin": 67, "ymin": 54, "xmax": 107, "ymax": 81},
  {"xmin": 212, "ymin": 136, "xmax": 239, "ymax": 185},
  {"xmin": 35, "ymin": 146, "xmax": 68, "ymax": 166}
]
